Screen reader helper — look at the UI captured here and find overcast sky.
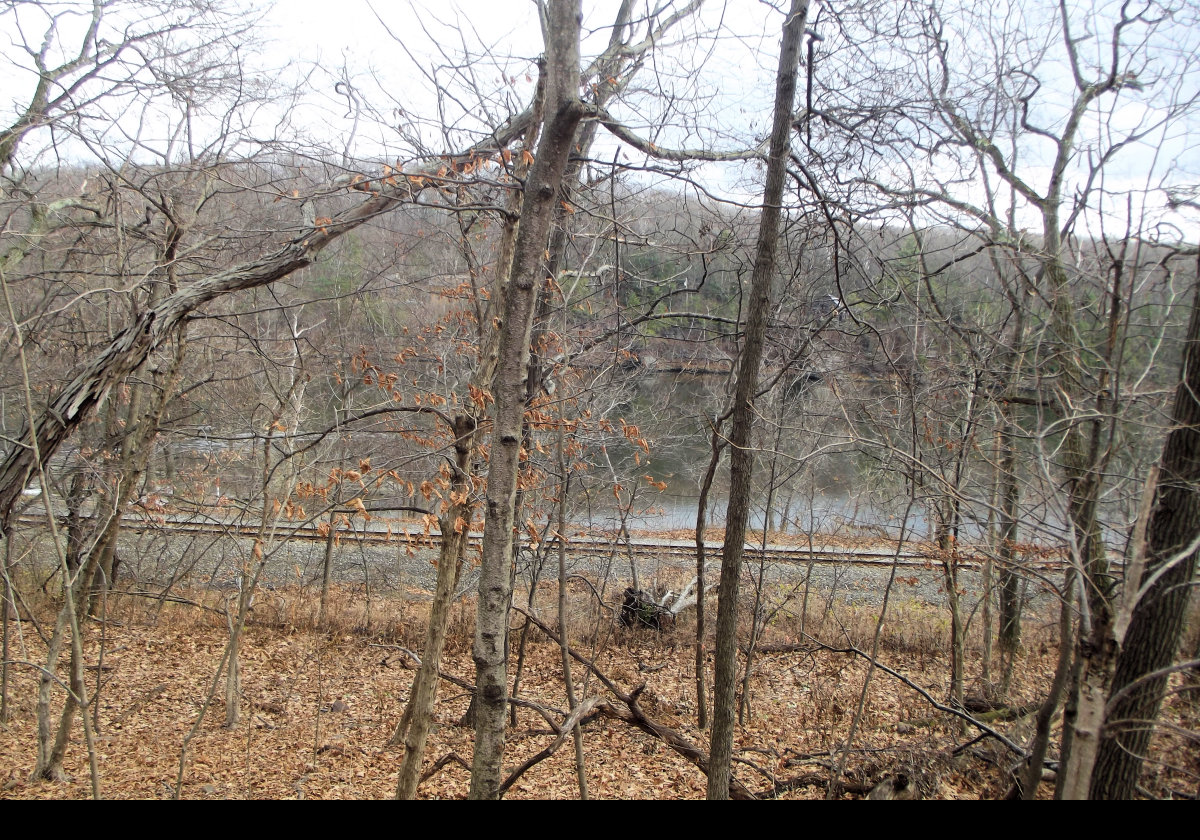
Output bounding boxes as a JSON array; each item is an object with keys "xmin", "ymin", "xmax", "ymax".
[{"xmin": 2, "ymin": 1, "xmax": 1197, "ymax": 238}]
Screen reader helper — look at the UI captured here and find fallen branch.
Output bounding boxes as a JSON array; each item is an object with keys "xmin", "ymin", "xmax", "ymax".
[
  {"xmin": 803, "ymin": 635, "xmax": 1028, "ymax": 758},
  {"xmin": 514, "ymin": 604, "xmax": 758, "ymax": 800},
  {"xmin": 499, "ymin": 696, "xmax": 601, "ymax": 796},
  {"xmin": 373, "ymin": 642, "xmax": 565, "ymax": 729},
  {"xmin": 105, "ymin": 589, "xmax": 226, "ymax": 616},
  {"xmin": 758, "ymin": 772, "xmax": 873, "ymax": 798},
  {"xmin": 752, "ymin": 641, "xmax": 818, "ymax": 654},
  {"xmin": 419, "ymin": 751, "xmax": 472, "ymax": 784}
]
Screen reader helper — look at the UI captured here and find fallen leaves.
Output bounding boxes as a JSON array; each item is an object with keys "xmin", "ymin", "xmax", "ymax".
[{"xmin": 0, "ymin": 586, "xmax": 1164, "ymax": 800}]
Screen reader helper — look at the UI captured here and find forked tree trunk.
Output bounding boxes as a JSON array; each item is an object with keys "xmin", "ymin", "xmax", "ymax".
[
  {"xmin": 468, "ymin": 0, "xmax": 585, "ymax": 800},
  {"xmin": 393, "ymin": 107, "xmax": 536, "ymax": 786},
  {"xmin": 397, "ymin": 0, "xmax": 643, "ymax": 789}
]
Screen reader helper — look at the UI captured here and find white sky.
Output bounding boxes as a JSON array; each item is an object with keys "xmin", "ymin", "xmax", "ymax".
[
  {"xmin": 1, "ymin": 1, "xmax": 1197, "ymax": 239},
  {"xmin": 255, "ymin": 1, "xmax": 782, "ymax": 150},
  {"xmin": 210, "ymin": 1, "xmax": 1200, "ymax": 240}
]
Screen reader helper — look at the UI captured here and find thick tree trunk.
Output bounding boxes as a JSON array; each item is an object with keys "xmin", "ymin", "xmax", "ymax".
[
  {"xmin": 468, "ymin": 0, "xmax": 584, "ymax": 800},
  {"xmin": 1089, "ymin": 273, "xmax": 1200, "ymax": 799},
  {"xmin": 707, "ymin": 0, "xmax": 809, "ymax": 800}
]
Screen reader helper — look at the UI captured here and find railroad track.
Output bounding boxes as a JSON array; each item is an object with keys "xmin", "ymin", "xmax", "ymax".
[{"xmin": 16, "ymin": 512, "xmax": 1067, "ymax": 572}]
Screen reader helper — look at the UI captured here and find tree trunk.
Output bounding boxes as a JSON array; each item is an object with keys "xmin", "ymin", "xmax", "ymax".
[
  {"xmin": 556, "ymin": 437, "xmax": 588, "ymax": 798},
  {"xmin": 394, "ymin": 417, "xmax": 474, "ymax": 798},
  {"xmin": 393, "ymin": 73, "xmax": 540, "ymax": 780},
  {"xmin": 33, "ymin": 605, "xmax": 72, "ymax": 781},
  {"xmin": 1007, "ymin": 563, "xmax": 1076, "ymax": 799},
  {"xmin": 224, "ymin": 611, "xmax": 243, "ymax": 729},
  {"xmin": 997, "ymin": 420, "xmax": 1022, "ymax": 695},
  {"xmin": 0, "ymin": 535, "xmax": 11, "ymax": 724},
  {"xmin": 1089, "ymin": 272, "xmax": 1200, "ymax": 799},
  {"xmin": 318, "ymin": 484, "xmax": 341, "ymax": 627},
  {"xmin": 707, "ymin": 0, "xmax": 809, "ymax": 800},
  {"xmin": 939, "ymin": 523, "xmax": 966, "ymax": 720},
  {"xmin": 468, "ymin": 0, "xmax": 585, "ymax": 800},
  {"xmin": 692, "ymin": 422, "xmax": 723, "ymax": 730}
]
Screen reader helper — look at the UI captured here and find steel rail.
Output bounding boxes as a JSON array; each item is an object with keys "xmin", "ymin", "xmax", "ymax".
[{"xmin": 15, "ymin": 512, "xmax": 1067, "ymax": 572}]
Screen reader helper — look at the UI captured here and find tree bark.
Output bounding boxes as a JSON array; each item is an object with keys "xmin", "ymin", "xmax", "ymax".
[
  {"xmin": 997, "ymin": 419, "xmax": 1022, "ymax": 695},
  {"xmin": 394, "ymin": 416, "xmax": 474, "ymax": 798},
  {"xmin": 1089, "ymin": 270, "xmax": 1200, "ymax": 799},
  {"xmin": 707, "ymin": 0, "xmax": 809, "ymax": 800},
  {"xmin": 468, "ymin": 0, "xmax": 584, "ymax": 800}
]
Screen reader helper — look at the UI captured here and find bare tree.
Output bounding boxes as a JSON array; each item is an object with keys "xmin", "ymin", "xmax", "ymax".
[
  {"xmin": 469, "ymin": 0, "xmax": 587, "ymax": 800},
  {"xmin": 1081, "ymin": 251, "xmax": 1200, "ymax": 799},
  {"xmin": 809, "ymin": 0, "xmax": 1199, "ymax": 797},
  {"xmin": 707, "ymin": 0, "xmax": 810, "ymax": 800}
]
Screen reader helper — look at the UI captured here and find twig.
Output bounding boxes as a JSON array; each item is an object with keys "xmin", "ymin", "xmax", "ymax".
[
  {"xmin": 174, "ymin": 640, "xmax": 234, "ymax": 799},
  {"xmin": 104, "ymin": 589, "xmax": 226, "ymax": 615},
  {"xmin": 109, "ymin": 683, "xmax": 167, "ymax": 728},
  {"xmin": 564, "ymin": 574, "xmax": 616, "ymax": 616},
  {"xmin": 373, "ymin": 643, "xmax": 565, "ymax": 727}
]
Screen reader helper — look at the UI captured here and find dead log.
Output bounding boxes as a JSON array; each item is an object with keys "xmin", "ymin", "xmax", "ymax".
[{"xmin": 868, "ymin": 773, "xmax": 919, "ymax": 800}]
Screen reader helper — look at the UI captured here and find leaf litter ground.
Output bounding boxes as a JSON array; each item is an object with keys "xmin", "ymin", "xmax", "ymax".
[{"xmin": 1, "ymin": 585, "xmax": 1195, "ymax": 799}]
